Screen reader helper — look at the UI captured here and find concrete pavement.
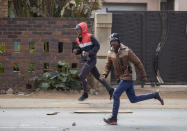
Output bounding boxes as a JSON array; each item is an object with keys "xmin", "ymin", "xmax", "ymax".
[
  {"xmin": 0, "ymin": 98, "xmax": 187, "ymax": 109},
  {"xmin": 0, "ymin": 108, "xmax": 187, "ymax": 131},
  {"xmin": 0, "ymin": 92, "xmax": 187, "ymax": 131}
]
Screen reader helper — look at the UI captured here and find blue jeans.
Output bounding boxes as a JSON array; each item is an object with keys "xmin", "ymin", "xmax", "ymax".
[{"xmin": 112, "ymin": 80, "xmax": 155, "ymax": 119}]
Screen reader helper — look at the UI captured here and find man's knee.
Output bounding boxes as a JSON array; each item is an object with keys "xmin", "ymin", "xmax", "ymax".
[
  {"xmin": 113, "ymin": 90, "xmax": 120, "ymax": 100},
  {"xmin": 79, "ymin": 73, "xmax": 86, "ymax": 80}
]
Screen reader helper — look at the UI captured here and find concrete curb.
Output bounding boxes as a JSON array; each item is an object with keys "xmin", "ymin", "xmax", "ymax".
[{"xmin": 0, "ymin": 99, "xmax": 187, "ymax": 109}]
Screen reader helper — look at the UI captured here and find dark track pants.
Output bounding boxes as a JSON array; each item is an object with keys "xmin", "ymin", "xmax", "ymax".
[{"xmin": 79, "ymin": 59, "xmax": 111, "ymax": 94}]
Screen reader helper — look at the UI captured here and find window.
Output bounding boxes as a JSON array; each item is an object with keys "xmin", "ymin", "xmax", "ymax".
[
  {"xmin": 161, "ymin": 0, "xmax": 174, "ymax": 10},
  {"xmin": 44, "ymin": 42, "xmax": 49, "ymax": 53},
  {"xmin": 14, "ymin": 42, "xmax": 20, "ymax": 53},
  {"xmin": 0, "ymin": 63, "xmax": 4, "ymax": 73},
  {"xmin": 0, "ymin": 42, "xmax": 6, "ymax": 54},
  {"xmin": 29, "ymin": 42, "xmax": 35, "ymax": 53},
  {"xmin": 71, "ymin": 63, "xmax": 77, "ymax": 69},
  {"xmin": 28, "ymin": 63, "xmax": 35, "ymax": 73},
  {"xmin": 13, "ymin": 63, "xmax": 20, "ymax": 72},
  {"xmin": 58, "ymin": 42, "xmax": 63, "ymax": 53},
  {"xmin": 43, "ymin": 63, "xmax": 49, "ymax": 72}
]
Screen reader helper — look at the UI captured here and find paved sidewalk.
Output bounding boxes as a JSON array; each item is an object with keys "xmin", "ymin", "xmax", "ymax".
[
  {"xmin": 1, "ymin": 108, "xmax": 187, "ymax": 131},
  {"xmin": 0, "ymin": 98, "xmax": 187, "ymax": 109}
]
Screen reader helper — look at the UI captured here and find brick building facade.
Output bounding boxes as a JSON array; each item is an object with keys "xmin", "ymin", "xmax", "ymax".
[{"xmin": 0, "ymin": 18, "xmax": 93, "ymax": 92}]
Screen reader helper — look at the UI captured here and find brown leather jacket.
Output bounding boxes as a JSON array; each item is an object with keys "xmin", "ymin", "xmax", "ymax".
[{"xmin": 102, "ymin": 43, "xmax": 147, "ymax": 81}]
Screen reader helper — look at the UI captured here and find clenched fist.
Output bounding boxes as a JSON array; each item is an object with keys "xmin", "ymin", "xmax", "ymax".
[
  {"xmin": 73, "ymin": 49, "xmax": 78, "ymax": 54},
  {"xmin": 82, "ymin": 51, "xmax": 89, "ymax": 57},
  {"xmin": 100, "ymin": 75, "xmax": 106, "ymax": 81}
]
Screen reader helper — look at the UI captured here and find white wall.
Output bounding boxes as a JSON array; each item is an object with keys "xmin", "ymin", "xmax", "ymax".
[
  {"xmin": 102, "ymin": 3, "xmax": 147, "ymax": 11},
  {"xmin": 175, "ymin": 0, "xmax": 187, "ymax": 11},
  {"xmin": 102, "ymin": 0, "xmax": 160, "ymax": 11}
]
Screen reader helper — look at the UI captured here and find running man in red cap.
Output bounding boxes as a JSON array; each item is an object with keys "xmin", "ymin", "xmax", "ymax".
[{"xmin": 73, "ymin": 22, "xmax": 114, "ymax": 101}]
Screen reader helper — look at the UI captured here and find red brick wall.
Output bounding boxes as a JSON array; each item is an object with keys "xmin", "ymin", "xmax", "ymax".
[
  {"xmin": 0, "ymin": 0, "xmax": 8, "ymax": 17},
  {"xmin": 0, "ymin": 18, "xmax": 93, "ymax": 92}
]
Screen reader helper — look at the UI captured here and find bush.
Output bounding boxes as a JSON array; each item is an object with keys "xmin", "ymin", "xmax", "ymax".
[{"xmin": 27, "ymin": 61, "xmax": 81, "ymax": 91}]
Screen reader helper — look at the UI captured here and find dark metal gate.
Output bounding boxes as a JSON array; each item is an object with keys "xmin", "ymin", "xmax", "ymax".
[{"xmin": 111, "ymin": 11, "xmax": 187, "ymax": 85}]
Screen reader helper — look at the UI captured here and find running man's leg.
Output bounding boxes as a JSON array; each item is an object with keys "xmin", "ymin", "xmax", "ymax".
[
  {"xmin": 112, "ymin": 80, "xmax": 130, "ymax": 119},
  {"xmin": 126, "ymin": 82, "xmax": 155, "ymax": 103},
  {"xmin": 90, "ymin": 66, "xmax": 112, "ymax": 93},
  {"xmin": 79, "ymin": 63, "xmax": 92, "ymax": 94}
]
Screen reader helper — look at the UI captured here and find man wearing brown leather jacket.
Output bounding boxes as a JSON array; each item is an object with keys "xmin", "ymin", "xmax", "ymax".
[{"xmin": 102, "ymin": 33, "xmax": 164, "ymax": 125}]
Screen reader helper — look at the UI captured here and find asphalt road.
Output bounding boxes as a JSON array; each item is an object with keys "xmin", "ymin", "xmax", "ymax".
[{"xmin": 0, "ymin": 108, "xmax": 187, "ymax": 131}]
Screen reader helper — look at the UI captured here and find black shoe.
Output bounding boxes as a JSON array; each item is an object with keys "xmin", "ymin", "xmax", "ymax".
[
  {"xmin": 109, "ymin": 88, "xmax": 114, "ymax": 100},
  {"xmin": 78, "ymin": 93, "xmax": 88, "ymax": 101},
  {"xmin": 155, "ymin": 92, "xmax": 164, "ymax": 105},
  {"xmin": 104, "ymin": 117, "xmax": 117, "ymax": 125}
]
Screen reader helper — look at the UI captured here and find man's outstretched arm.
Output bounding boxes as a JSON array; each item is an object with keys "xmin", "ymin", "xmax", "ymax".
[
  {"xmin": 128, "ymin": 49, "xmax": 147, "ymax": 82},
  {"xmin": 101, "ymin": 55, "xmax": 113, "ymax": 79}
]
